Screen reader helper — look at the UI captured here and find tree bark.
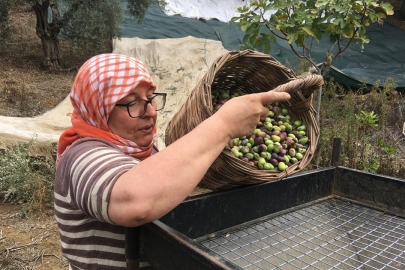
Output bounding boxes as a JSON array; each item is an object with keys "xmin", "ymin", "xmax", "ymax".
[{"xmin": 32, "ymin": 0, "xmax": 62, "ymax": 70}]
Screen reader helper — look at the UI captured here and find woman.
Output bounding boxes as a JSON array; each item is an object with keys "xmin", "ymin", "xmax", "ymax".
[{"xmin": 55, "ymin": 53, "xmax": 290, "ymax": 269}]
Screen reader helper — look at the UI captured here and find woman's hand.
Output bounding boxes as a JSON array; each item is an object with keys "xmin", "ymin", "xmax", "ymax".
[{"xmin": 214, "ymin": 91, "xmax": 291, "ymax": 139}]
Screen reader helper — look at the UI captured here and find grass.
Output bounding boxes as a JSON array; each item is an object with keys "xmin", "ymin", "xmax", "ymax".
[
  {"xmin": 0, "ymin": 140, "xmax": 56, "ymax": 215},
  {"xmin": 313, "ymin": 77, "xmax": 405, "ymax": 178}
]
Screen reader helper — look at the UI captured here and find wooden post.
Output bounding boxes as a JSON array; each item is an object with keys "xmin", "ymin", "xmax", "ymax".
[
  {"xmin": 331, "ymin": 137, "xmax": 342, "ymax": 167},
  {"xmin": 125, "ymin": 227, "xmax": 140, "ymax": 270}
]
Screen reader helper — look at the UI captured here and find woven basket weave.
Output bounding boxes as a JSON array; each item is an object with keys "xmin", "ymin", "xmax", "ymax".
[{"xmin": 165, "ymin": 50, "xmax": 324, "ymax": 190}]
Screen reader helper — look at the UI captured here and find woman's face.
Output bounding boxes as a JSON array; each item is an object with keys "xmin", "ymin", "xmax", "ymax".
[{"xmin": 107, "ymin": 84, "xmax": 157, "ymax": 147}]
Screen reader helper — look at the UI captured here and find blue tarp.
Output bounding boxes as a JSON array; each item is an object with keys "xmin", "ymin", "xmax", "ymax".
[{"xmin": 119, "ymin": 1, "xmax": 405, "ymax": 92}]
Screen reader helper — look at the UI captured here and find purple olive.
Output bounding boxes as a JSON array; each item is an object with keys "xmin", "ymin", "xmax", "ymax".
[
  {"xmin": 279, "ymin": 132, "xmax": 287, "ymax": 142},
  {"xmin": 286, "ymin": 139, "xmax": 295, "ymax": 147},
  {"xmin": 277, "ymin": 156, "xmax": 286, "ymax": 163},
  {"xmin": 272, "ymin": 107, "xmax": 281, "ymax": 117},
  {"xmin": 254, "ymin": 137, "xmax": 264, "ymax": 146},
  {"xmin": 270, "ymin": 158, "xmax": 279, "ymax": 166},
  {"xmin": 260, "ymin": 128, "xmax": 270, "ymax": 135},
  {"xmin": 280, "ymin": 149, "xmax": 287, "ymax": 156},
  {"xmin": 259, "ymin": 144, "xmax": 267, "ymax": 153},
  {"xmin": 219, "ymin": 99, "xmax": 228, "ymax": 104},
  {"xmin": 282, "ymin": 144, "xmax": 288, "ymax": 149},
  {"xmin": 271, "ymin": 152, "xmax": 278, "ymax": 159}
]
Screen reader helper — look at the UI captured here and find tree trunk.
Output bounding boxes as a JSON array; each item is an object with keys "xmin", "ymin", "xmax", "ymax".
[
  {"xmin": 400, "ymin": 0, "xmax": 405, "ymax": 20},
  {"xmin": 32, "ymin": 1, "xmax": 62, "ymax": 70}
]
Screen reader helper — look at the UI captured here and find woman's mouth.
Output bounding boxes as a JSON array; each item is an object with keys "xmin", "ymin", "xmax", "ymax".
[{"xmin": 139, "ymin": 125, "xmax": 154, "ymax": 133}]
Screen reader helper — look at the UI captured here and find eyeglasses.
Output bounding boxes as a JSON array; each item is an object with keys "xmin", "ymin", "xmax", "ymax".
[{"xmin": 115, "ymin": 93, "xmax": 167, "ymax": 118}]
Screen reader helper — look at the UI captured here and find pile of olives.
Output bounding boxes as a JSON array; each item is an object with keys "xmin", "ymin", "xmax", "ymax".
[{"xmin": 212, "ymin": 89, "xmax": 310, "ymax": 172}]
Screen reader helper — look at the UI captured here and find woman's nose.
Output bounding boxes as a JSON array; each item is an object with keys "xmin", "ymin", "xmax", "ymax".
[{"xmin": 142, "ymin": 102, "xmax": 157, "ymax": 118}]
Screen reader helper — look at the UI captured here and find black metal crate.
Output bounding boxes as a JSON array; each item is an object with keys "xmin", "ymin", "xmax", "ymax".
[
  {"xmin": 127, "ymin": 167, "xmax": 405, "ymax": 270},
  {"xmin": 198, "ymin": 198, "xmax": 405, "ymax": 270}
]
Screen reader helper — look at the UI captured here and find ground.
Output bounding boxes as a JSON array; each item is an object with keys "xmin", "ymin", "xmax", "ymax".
[
  {"xmin": 0, "ymin": 204, "xmax": 68, "ymax": 270},
  {"xmin": 0, "ymin": 3, "xmax": 404, "ymax": 270}
]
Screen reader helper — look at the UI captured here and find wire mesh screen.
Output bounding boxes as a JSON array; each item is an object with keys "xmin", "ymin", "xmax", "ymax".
[{"xmin": 198, "ymin": 199, "xmax": 405, "ymax": 270}]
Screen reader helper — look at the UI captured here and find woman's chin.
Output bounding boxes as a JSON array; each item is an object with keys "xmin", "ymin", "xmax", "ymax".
[{"xmin": 133, "ymin": 135, "xmax": 154, "ymax": 147}]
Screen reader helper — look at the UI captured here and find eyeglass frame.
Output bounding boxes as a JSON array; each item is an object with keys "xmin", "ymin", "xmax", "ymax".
[{"xmin": 114, "ymin": 93, "xmax": 167, "ymax": 118}]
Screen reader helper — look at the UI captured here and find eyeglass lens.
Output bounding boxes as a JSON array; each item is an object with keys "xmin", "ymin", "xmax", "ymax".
[{"xmin": 128, "ymin": 95, "xmax": 165, "ymax": 118}]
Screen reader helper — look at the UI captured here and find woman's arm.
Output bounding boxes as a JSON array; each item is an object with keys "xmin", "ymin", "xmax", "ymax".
[{"xmin": 108, "ymin": 91, "xmax": 290, "ymax": 227}]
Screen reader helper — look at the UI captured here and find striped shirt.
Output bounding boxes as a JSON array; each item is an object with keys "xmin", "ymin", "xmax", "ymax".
[{"xmin": 54, "ymin": 138, "xmax": 156, "ymax": 270}]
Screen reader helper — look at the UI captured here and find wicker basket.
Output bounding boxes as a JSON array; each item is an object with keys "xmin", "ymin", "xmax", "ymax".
[{"xmin": 165, "ymin": 50, "xmax": 324, "ymax": 190}]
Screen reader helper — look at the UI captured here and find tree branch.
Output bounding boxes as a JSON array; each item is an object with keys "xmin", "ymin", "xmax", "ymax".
[
  {"xmin": 336, "ymin": 9, "xmax": 366, "ymax": 59},
  {"xmin": 261, "ymin": 12, "xmax": 287, "ymax": 41},
  {"xmin": 288, "ymin": 43, "xmax": 319, "ymax": 73}
]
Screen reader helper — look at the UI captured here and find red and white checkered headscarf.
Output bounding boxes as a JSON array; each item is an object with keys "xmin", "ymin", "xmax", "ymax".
[{"xmin": 57, "ymin": 54, "xmax": 156, "ymax": 166}]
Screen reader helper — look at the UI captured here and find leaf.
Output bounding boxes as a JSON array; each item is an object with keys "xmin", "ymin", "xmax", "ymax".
[
  {"xmin": 229, "ymin": 17, "xmax": 239, "ymax": 24},
  {"xmin": 246, "ymin": 23, "xmax": 258, "ymax": 34},
  {"xmin": 377, "ymin": 13, "xmax": 386, "ymax": 19},
  {"xmin": 269, "ymin": 33, "xmax": 277, "ymax": 43},
  {"xmin": 353, "ymin": 20, "xmax": 361, "ymax": 27},
  {"xmin": 241, "ymin": 23, "xmax": 249, "ymax": 32},
  {"xmin": 284, "ymin": 23, "xmax": 296, "ymax": 27},
  {"xmin": 380, "ymin": 2, "xmax": 394, "ymax": 15},
  {"xmin": 315, "ymin": 0, "xmax": 330, "ymax": 8},
  {"xmin": 242, "ymin": 34, "xmax": 250, "ymax": 44},
  {"xmin": 302, "ymin": 26, "xmax": 315, "ymax": 37},
  {"xmin": 332, "ymin": 18, "xmax": 342, "ymax": 26},
  {"xmin": 249, "ymin": 34, "xmax": 257, "ymax": 45},
  {"xmin": 264, "ymin": 40, "xmax": 271, "ymax": 54}
]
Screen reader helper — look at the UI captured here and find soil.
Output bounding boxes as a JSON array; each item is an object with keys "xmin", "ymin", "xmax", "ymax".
[
  {"xmin": 0, "ymin": 204, "xmax": 68, "ymax": 270},
  {"xmin": 0, "ymin": 3, "xmax": 404, "ymax": 270}
]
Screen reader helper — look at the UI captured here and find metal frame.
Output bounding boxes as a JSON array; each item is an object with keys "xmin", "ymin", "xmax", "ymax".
[{"xmin": 124, "ymin": 139, "xmax": 405, "ymax": 269}]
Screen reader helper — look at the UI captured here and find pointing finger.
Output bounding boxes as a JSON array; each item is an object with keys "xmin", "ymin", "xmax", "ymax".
[{"xmin": 259, "ymin": 91, "xmax": 291, "ymax": 106}]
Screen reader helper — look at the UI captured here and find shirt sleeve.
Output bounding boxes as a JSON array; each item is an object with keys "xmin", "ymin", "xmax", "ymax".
[{"xmin": 58, "ymin": 139, "xmax": 139, "ymax": 224}]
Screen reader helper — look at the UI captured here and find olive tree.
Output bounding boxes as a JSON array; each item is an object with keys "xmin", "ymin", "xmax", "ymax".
[
  {"xmin": 2, "ymin": 0, "xmax": 152, "ymax": 69},
  {"xmin": 231, "ymin": 0, "xmax": 394, "ymax": 122}
]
